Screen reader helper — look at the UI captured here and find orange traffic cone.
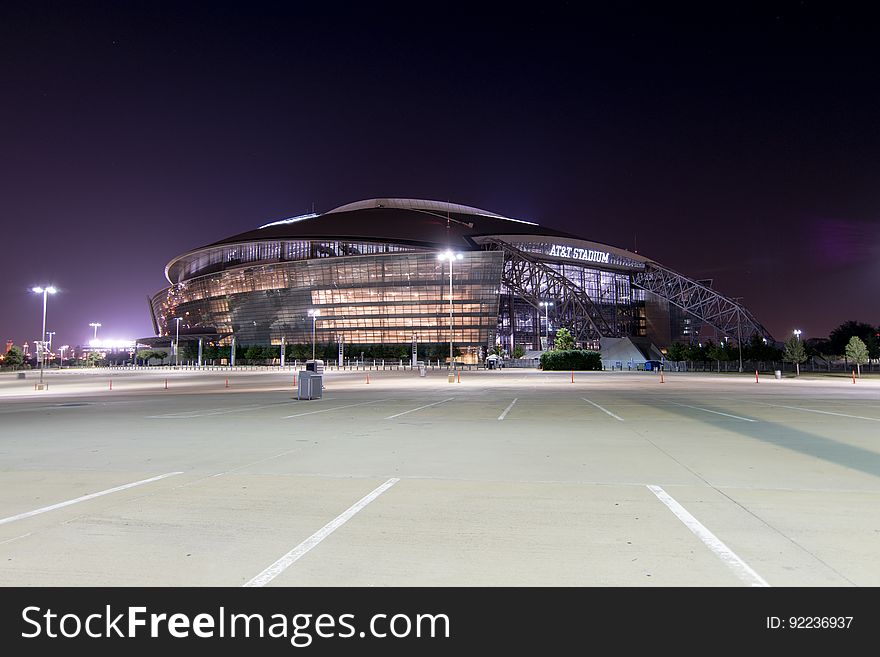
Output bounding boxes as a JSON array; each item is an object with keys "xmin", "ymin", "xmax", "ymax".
[{"xmin": 755, "ymin": 370, "xmax": 759, "ymax": 383}]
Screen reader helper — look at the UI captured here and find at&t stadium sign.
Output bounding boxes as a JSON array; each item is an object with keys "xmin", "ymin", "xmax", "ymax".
[{"xmin": 547, "ymin": 244, "xmax": 610, "ymax": 264}]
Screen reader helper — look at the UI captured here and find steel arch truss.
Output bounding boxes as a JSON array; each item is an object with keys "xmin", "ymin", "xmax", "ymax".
[
  {"xmin": 631, "ymin": 262, "xmax": 773, "ymax": 341},
  {"xmin": 485, "ymin": 238, "xmax": 613, "ymax": 342}
]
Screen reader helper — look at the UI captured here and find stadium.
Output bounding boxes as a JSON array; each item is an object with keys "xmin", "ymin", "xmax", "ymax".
[{"xmin": 148, "ymin": 198, "xmax": 771, "ymax": 363}]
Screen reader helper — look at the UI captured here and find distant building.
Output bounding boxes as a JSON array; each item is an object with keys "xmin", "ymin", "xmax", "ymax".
[{"xmin": 148, "ymin": 198, "xmax": 771, "ymax": 354}]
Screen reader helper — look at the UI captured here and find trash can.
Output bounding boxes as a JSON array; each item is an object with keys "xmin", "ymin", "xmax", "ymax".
[
  {"xmin": 305, "ymin": 359, "xmax": 325, "ymax": 374},
  {"xmin": 418, "ymin": 361, "xmax": 426, "ymax": 377},
  {"xmin": 487, "ymin": 359, "xmax": 496, "ymax": 370},
  {"xmin": 297, "ymin": 371, "xmax": 324, "ymax": 399},
  {"xmin": 774, "ymin": 370, "xmax": 782, "ymax": 380},
  {"xmin": 448, "ymin": 372, "xmax": 455, "ymax": 383},
  {"xmin": 16, "ymin": 372, "xmax": 25, "ymax": 379}
]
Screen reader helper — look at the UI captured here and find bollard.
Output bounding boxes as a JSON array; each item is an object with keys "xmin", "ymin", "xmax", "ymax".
[
  {"xmin": 293, "ymin": 373, "xmax": 297, "ymax": 387},
  {"xmin": 164, "ymin": 378, "xmax": 168, "ymax": 390},
  {"xmin": 755, "ymin": 370, "xmax": 759, "ymax": 383},
  {"xmin": 366, "ymin": 373, "xmax": 370, "ymax": 384},
  {"xmin": 571, "ymin": 370, "xmax": 574, "ymax": 383},
  {"xmin": 853, "ymin": 370, "xmax": 856, "ymax": 384},
  {"xmin": 457, "ymin": 370, "xmax": 461, "ymax": 383},
  {"xmin": 225, "ymin": 377, "xmax": 229, "ymax": 388},
  {"xmin": 109, "ymin": 379, "xmax": 112, "ymax": 391},
  {"xmin": 660, "ymin": 370, "xmax": 665, "ymax": 384}
]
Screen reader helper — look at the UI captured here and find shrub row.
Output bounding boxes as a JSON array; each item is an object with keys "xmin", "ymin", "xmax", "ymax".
[{"xmin": 540, "ymin": 350, "xmax": 602, "ymax": 371}]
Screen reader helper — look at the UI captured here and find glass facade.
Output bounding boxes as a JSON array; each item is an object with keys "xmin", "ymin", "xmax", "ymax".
[
  {"xmin": 167, "ymin": 239, "xmax": 424, "ymax": 284},
  {"xmin": 152, "ymin": 251, "xmax": 504, "ymax": 347}
]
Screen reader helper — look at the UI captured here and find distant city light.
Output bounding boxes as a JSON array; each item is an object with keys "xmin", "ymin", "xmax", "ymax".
[{"xmin": 88, "ymin": 338, "xmax": 135, "ymax": 349}]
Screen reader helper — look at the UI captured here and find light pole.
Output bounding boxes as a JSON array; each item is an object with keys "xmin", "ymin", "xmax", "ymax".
[
  {"xmin": 32, "ymin": 286, "xmax": 57, "ymax": 385},
  {"xmin": 308, "ymin": 309, "xmax": 319, "ymax": 361},
  {"xmin": 46, "ymin": 331, "xmax": 56, "ymax": 366},
  {"xmin": 174, "ymin": 317, "xmax": 182, "ymax": 366},
  {"xmin": 89, "ymin": 322, "xmax": 101, "ymax": 341},
  {"xmin": 793, "ymin": 329, "xmax": 803, "ymax": 376},
  {"xmin": 539, "ymin": 301, "xmax": 553, "ymax": 349},
  {"xmin": 437, "ymin": 250, "xmax": 462, "ymax": 367},
  {"xmin": 59, "ymin": 345, "xmax": 68, "ymax": 369}
]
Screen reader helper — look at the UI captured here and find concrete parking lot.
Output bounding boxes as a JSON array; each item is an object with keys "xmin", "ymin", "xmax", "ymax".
[{"xmin": 1, "ymin": 367, "xmax": 879, "ymax": 586}]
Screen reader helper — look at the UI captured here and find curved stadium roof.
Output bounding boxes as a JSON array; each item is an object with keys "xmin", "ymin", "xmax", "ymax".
[{"xmin": 205, "ymin": 198, "xmax": 578, "ymax": 249}]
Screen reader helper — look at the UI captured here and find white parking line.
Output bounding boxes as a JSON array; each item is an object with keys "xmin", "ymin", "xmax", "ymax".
[
  {"xmin": 147, "ymin": 403, "xmax": 288, "ymax": 419},
  {"xmin": 762, "ymin": 403, "xmax": 880, "ymax": 422},
  {"xmin": 647, "ymin": 485, "xmax": 769, "ymax": 587},
  {"xmin": 0, "ymin": 533, "xmax": 31, "ymax": 545},
  {"xmin": 582, "ymin": 397, "xmax": 624, "ymax": 422},
  {"xmin": 666, "ymin": 401, "xmax": 756, "ymax": 422},
  {"xmin": 243, "ymin": 478, "xmax": 400, "ymax": 587},
  {"xmin": 0, "ymin": 472, "xmax": 183, "ymax": 526},
  {"xmin": 498, "ymin": 398, "xmax": 518, "ymax": 420},
  {"xmin": 385, "ymin": 398, "xmax": 454, "ymax": 420},
  {"xmin": 283, "ymin": 399, "xmax": 392, "ymax": 419}
]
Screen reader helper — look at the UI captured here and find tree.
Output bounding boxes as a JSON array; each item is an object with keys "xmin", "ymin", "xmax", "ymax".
[
  {"xmin": 829, "ymin": 321, "xmax": 879, "ymax": 359},
  {"xmin": 845, "ymin": 336, "xmax": 869, "ymax": 378},
  {"xmin": 666, "ymin": 343, "xmax": 687, "ymax": 361},
  {"xmin": 512, "ymin": 345, "xmax": 526, "ymax": 359},
  {"xmin": 783, "ymin": 336, "xmax": 806, "ymax": 376},
  {"xmin": 553, "ymin": 327, "xmax": 575, "ymax": 351},
  {"xmin": 3, "ymin": 345, "xmax": 24, "ymax": 369},
  {"xmin": 707, "ymin": 342, "xmax": 726, "ymax": 371},
  {"xmin": 683, "ymin": 342, "xmax": 707, "ymax": 362},
  {"xmin": 244, "ymin": 345, "xmax": 264, "ymax": 363}
]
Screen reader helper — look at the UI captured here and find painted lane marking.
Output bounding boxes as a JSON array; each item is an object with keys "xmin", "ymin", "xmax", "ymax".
[
  {"xmin": 0, "ymin": 472, "xmax": 183, "ymax": 526},
  {"xmin": 581, "ymin": 397, "xmax": 624, "ymax": 422},
  {"xmin": 763, "ymin": 403, "xmax": 880, "ymax": 423},
  {"xmin": 147, "ymin": 402, "xmax": 289, "ymax": 419},
  {"xmin": 0, "ymin": 533, "xmax": 32, "ymax": 545},
  {"xmin": 666, "ymin": 401, "xmax": 756, "ymax": 422},
  {"xmin": 498, "ymin": 398, "xmax": 518, "ymax": 421},
  {"xmin": 243, "ymin": 478, "xmax": 400, "ymax": 587},
  {"xmin": 385, "ymin": 398, "xmax": 454, "ymax": 420},
  {"xmin": 647, "ymin": 485, "xmax": 769, "ymax": 587},
  {"xmin": 283, "ymin": 399, "xmax": 392, "ymax": 419}
]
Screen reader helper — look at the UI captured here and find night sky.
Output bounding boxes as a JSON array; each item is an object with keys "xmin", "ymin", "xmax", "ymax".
[{"xmin": 3, "ymin": 1, "xmax": 878, "ymax": 348}]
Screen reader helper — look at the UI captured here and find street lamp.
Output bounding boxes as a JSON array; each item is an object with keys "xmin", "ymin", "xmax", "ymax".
[
  {"xmin": 32, "ymin": 286, "xmax": 57, "ymax": 385},
  {"xmin": 89, "ymin": 322, "xmax": 101, "ymax": 341},
  {"xmin": 59, "ymin": 345, "xmax": 68, "ymax": 369},
  {"xmin": 46, "ymin": 331, "xmax": 55, "ymax": 365},
  {"xmin": 793, "ymin": 329, "xmax": 802, "ymax": 341},
  {"xmin": 174, "ymin": 317, "xmax": 182, "ymax": 366},
  {"xmin": 539, "ymin": 301, "xmax": 554, "ymax": 348},
  {"xmin": 437, "ymin": 250, "xmax": 463, "ymax": 367},
  {"xmin": 308, "ymin": 309, "xmax": 319, "ymax": 361}
]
